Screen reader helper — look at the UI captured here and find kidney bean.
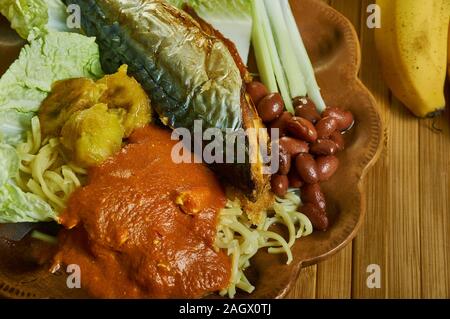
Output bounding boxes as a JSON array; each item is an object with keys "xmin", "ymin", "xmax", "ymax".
[
  {"xmin": 310, "ymin": 139, "xmax": 338, "ymax": 156},
  {"xmin": 269, "ymin": 111, "xmax": 292, "ymax": 137},
  {"xmin": 271, "ymin": 174, "xmax": 289, "ymax": 197},
  {"xmin": 301, "ymin": 203, "xmax": 329, "ymax": 231},
  {"xmin": 257, "ymin": 93, "xmax": 284, "ymax": 123},
  {"xmin": 295, "ymin": 153, "xmax": 319, "ymax": 184},
  {"xmin": 288, "ymin": 169, "xmax": 303, "ymax": 188},
  {"xmin": 293, "ymin": 97, "xmax": 321, "ymax": 124},
  {"xmin": 322, "ymin": 107, "xmax": 354, "ymax": 131},
  {"xmin": 278, "ymin": 149, "xmax": 291, "ymax": 175},
  {"xmin": 286, "ymin": 117, "xmax": 318, "ymax": 143},
  {"xmin": 279, "ymin": 136, "xmax": 309, "ymax": 157},
  {"xmin": 301, "ymin": 183, "xmax": 326, "ymax": 211},
  {"xmin": 316, "ymin": 116, "xmax": 338, "ymax": 139},
  {"xmin": 330, "ymin": 131, "xmax": 345, "ymax": 151},
  {"xmin": 316, "ymin": 155, "xmax": 339, "ymax": 181},
  {"xmin": 292, "ymin": 96, "xmax": 309, "ymax": 107},
  {"xmin": 246, "ymin": 81, "xmax": 269, "ymax": 105}
]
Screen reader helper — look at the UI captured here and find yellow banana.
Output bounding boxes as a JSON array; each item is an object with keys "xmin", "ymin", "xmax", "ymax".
[
  {"xmin": 447, "ymin": 1, "xmax": 450, "ymax": 80},
  {"xmin": 375, "ymin": 0, "xmax": 449, "ymax": 117},
  {"xmin": 448, "ymin": 22, "xmax": 450, "ymax": 79}
]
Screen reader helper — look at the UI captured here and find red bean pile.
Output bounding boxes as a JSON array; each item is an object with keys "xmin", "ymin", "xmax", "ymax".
[{"xmin": 246, "ymin": 81, "xmax": 354, "ymax": 231}]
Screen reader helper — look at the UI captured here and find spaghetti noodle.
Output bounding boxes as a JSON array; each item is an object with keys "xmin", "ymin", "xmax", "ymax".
[
  {"xmin": 216, "ymin": 191, "xmax": 312, "ymax": 298},
  {"xmin": 14, "ymin": 117, "xmax": 86, "ymax": 213}
]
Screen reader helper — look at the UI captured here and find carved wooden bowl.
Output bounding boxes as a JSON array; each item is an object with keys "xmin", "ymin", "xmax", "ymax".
[{"xmin": 0, "ymin": 0, "xmax": 383, "ymax": 299}]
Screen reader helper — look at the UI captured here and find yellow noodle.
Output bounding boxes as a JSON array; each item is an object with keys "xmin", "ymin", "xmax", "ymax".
[
  {"xmin": 216, "ymin": 190, "xmax": 312, "ymax": 298},
  {"xmin": 273, "ymin": 203, "xmax": 296, "ymax": 247},
  {"xmin": 44, "ymin": 171, "xmax": 69, "ymax": 195},
  {"xmin": 61, "ymin": 166, "xmax": 82, "ymax": 188},
  {"xmin": 14, "ymin": 116, "xmax": 86, "ymax": 213},
  {"xmin": 26, "ymin": 179, "xmax": 47, "ymax": 198},
  {"xmin": 67, "ymin": 163, "xmax": 87, "ymax": 175},
  {"xmin": 30, "ymin": 117, "xmax": 41, "ymax": 154}
]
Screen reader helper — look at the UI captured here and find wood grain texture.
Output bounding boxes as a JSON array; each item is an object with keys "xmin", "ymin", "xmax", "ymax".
[
  {"xmin": 287, "ymin": 265, "xmax": 317, "ymax": 298},
  {"xmin": 419, "ymin": 110, "xmax": 450, "ymax": 298},
  {"xmin": 0, "ymin": 0, "xmax": 447, "ymax": 300},
  {"xmin": 350, "ymin": 0, "xmax": 391, "ymax": 298},
  {"xmin": 316, "ymin": 244, "xmax": 353, "ymax": 298},
  {"xmin": 291, "ymin": 0, "xmax": 450, "ymax": 299}
]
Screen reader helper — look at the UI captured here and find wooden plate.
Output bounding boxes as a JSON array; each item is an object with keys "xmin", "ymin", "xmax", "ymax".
[{"xmin": 0, "ymin": 0, "xmax": 383, "ymax": 299}]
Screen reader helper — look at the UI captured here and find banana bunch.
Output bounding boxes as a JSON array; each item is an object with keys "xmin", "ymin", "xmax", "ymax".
[{"xmin": 375, "ymin": 0, "xmax": 450, "ymax": 117}]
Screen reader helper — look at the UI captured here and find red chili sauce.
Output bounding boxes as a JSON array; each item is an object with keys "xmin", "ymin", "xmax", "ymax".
[{"xmin": 54, "ymin": 125, "xmax": 231, "ymax": 298}]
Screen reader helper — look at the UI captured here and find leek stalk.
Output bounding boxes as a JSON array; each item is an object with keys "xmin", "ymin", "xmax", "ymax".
[
  {"xmin": 280, "ymin": 0, "xmax": 326, "ymax": 112},
  {"xmin": 251, "ymin": 0, "xmax": 277, "ymax": 93},
  {"xmin": 252, "ymin": 0, "xmax": 294, "ymax": 113},
  {"xmin": 263, "ymin": 0, "xmax": 307, "ymax": 99}
]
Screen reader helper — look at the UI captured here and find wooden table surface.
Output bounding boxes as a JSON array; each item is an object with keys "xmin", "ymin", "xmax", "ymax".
[{"xmin": 289, "ymin": 0, "xmax": 450, "ymax": 299}]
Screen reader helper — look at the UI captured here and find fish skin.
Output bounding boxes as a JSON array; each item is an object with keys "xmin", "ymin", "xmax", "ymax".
[
  {"xmin": 66, "ymin": 0, "xmax": 242, "ymax": 131},
  {"xmin": 64, "ymin": 0, "xmax": 270, "ymax": 199}
]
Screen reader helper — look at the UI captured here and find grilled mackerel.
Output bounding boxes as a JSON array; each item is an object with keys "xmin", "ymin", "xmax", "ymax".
[{"xmin": 64, "ymin": 0, "xmax": 269, "ymax": 200}]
